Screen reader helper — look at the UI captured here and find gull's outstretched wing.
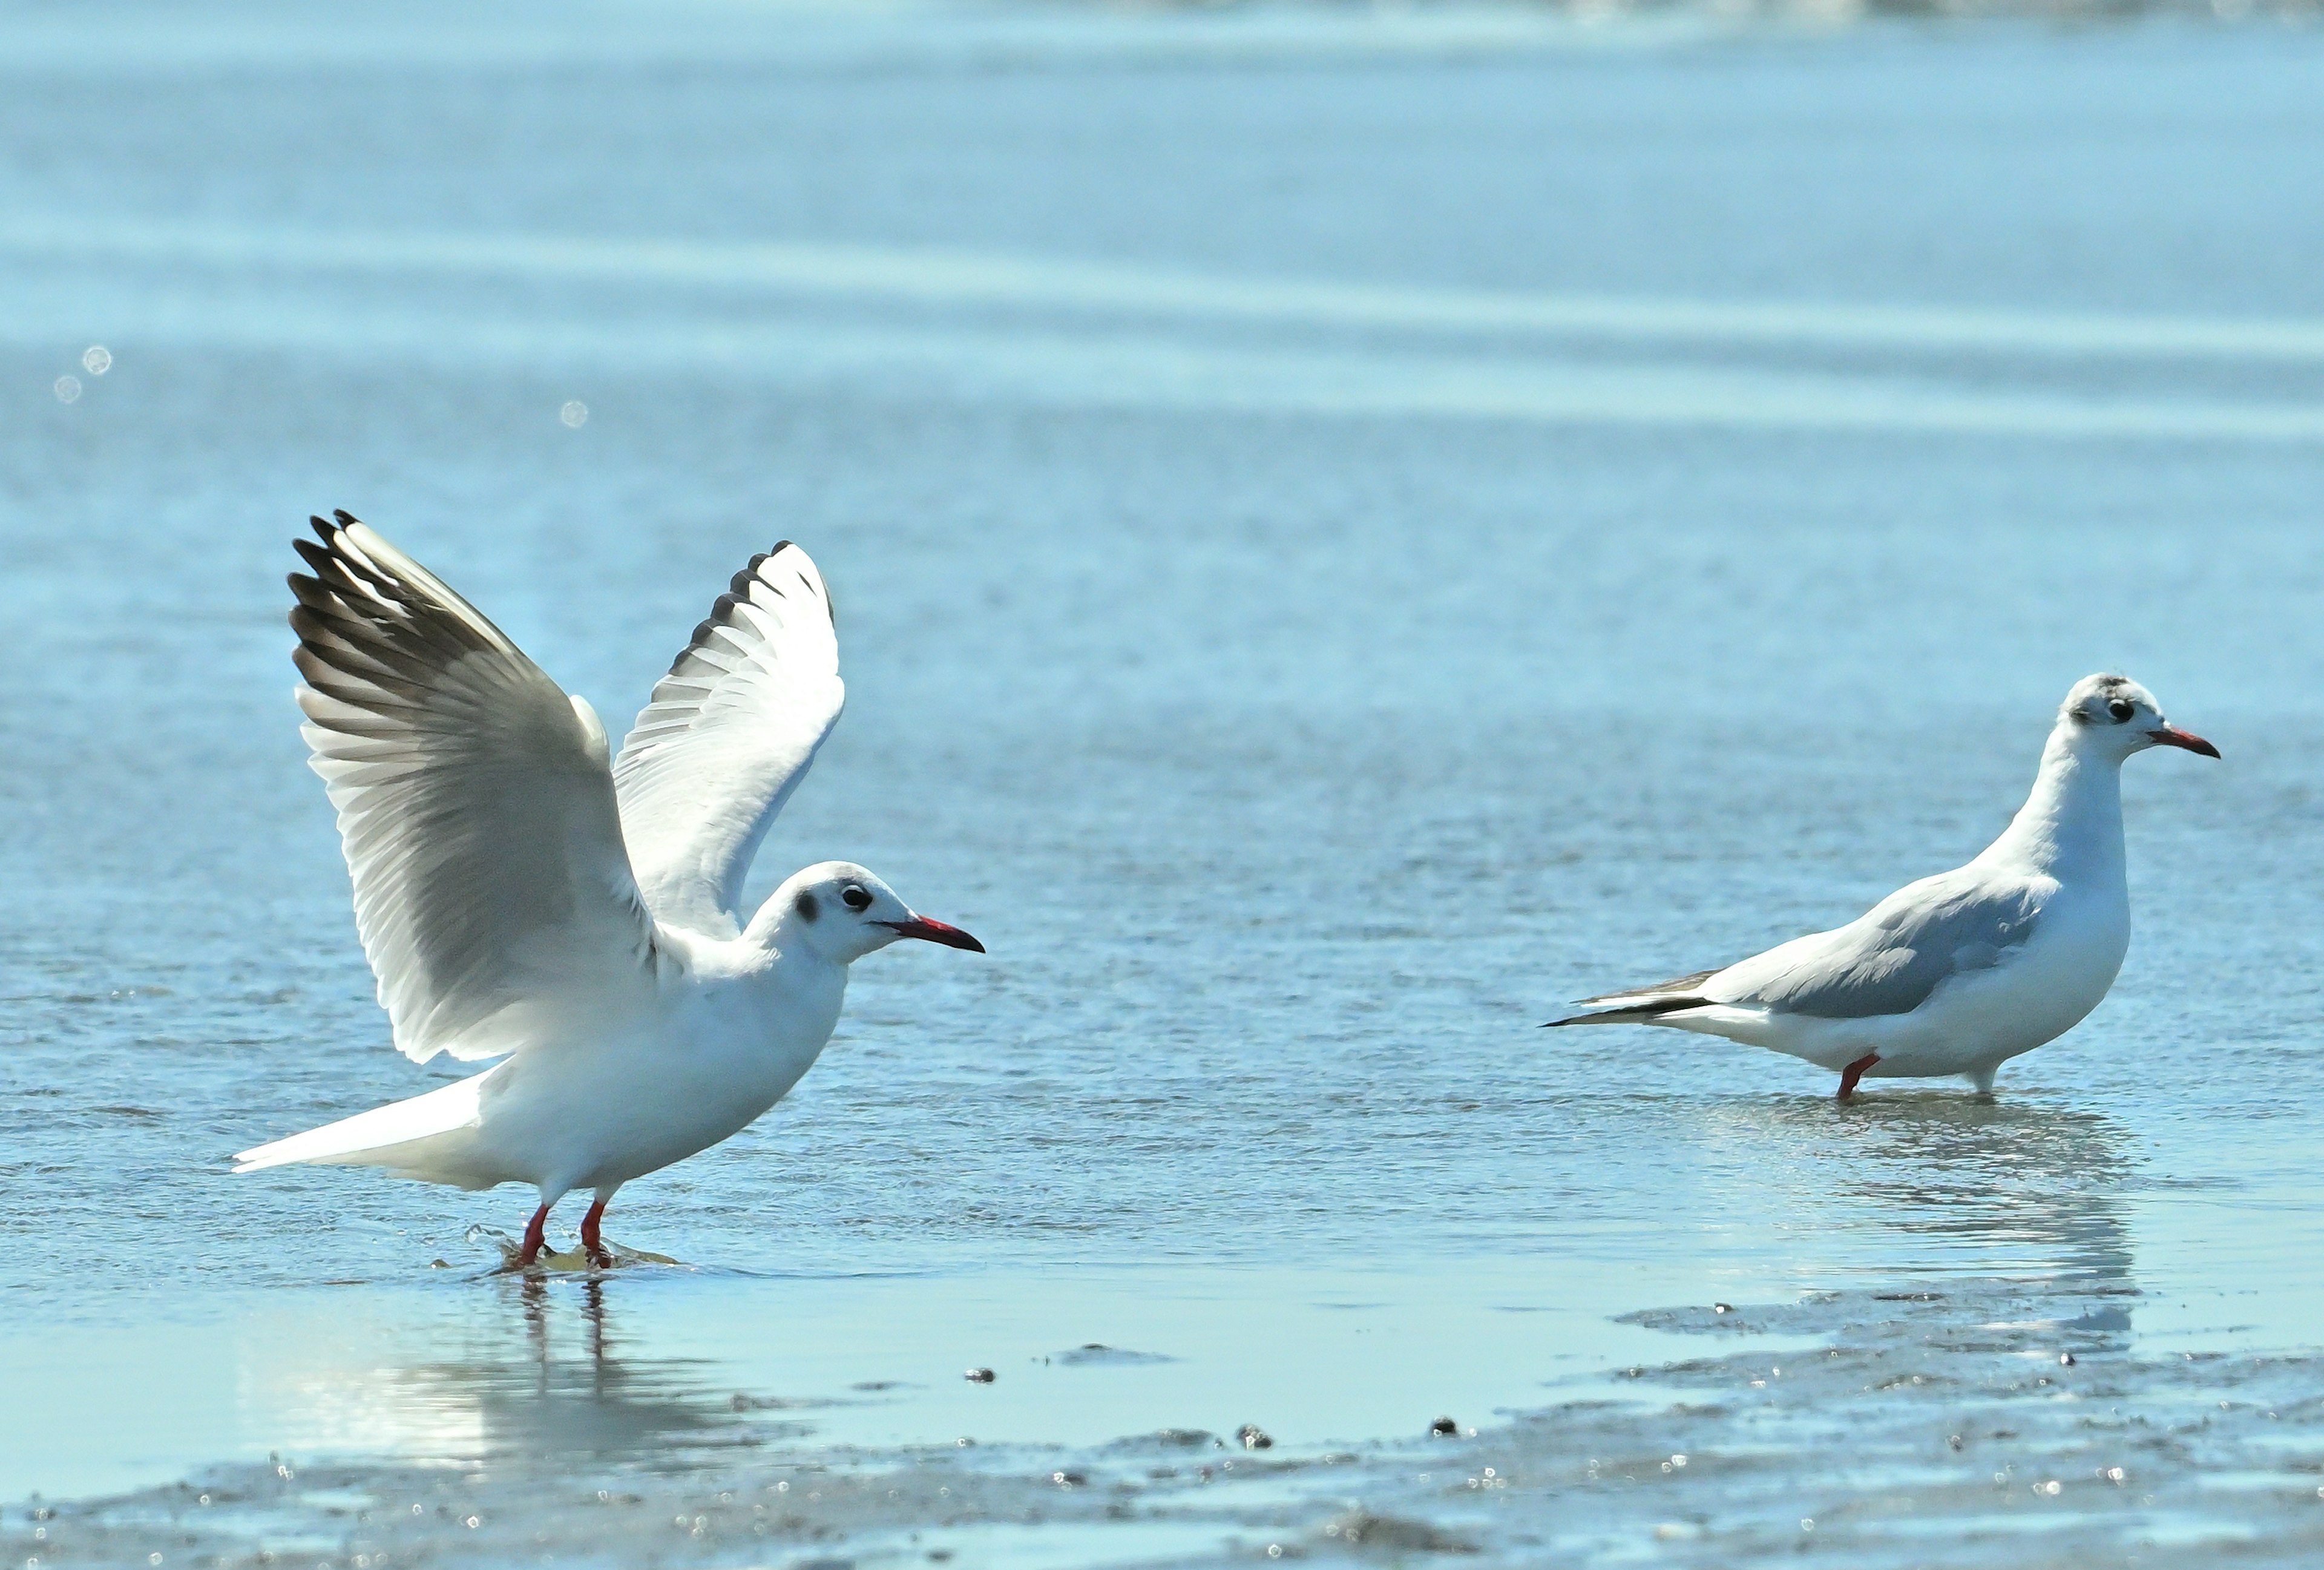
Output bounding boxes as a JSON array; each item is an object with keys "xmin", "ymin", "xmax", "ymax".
[
  {"xmin": 290, "ymin": 511, "xmax": 660, "ymax": 1064},
  {"xmin": 1549, "ymin": 869, "xmax": 2047, "ymax": 1027},
  {"xmin": 612, "ymin": 542, "xmax": 845, "ymax": 938}
]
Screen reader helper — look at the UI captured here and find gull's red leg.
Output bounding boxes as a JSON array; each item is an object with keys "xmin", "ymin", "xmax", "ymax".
[
  {"xmin": 1837, "ymin": 1053, "xmax": 1880, "ymax": 1102},
  {"xmin": 580, "ymin": 1198, "xmax": 611, "ymax": 1270},
  {"xmin": 517, "ymin": 1201, "xmax": 551, "ymax": 1267}
]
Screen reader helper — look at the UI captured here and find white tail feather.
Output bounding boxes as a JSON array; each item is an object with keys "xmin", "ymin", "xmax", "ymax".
[{"xmin": 233, "ymin": 1076, "xmax": 485, "ymax": 1174}]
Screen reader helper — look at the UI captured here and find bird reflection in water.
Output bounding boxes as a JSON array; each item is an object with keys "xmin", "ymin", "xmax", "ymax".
[
  {"xmin": 356, "ymin": 1276, "xmax": 767, "ymax": 1470},
  {"xmin": 1700, "ymin": 1093, "xmax": 2139, "ymax": 1340}
]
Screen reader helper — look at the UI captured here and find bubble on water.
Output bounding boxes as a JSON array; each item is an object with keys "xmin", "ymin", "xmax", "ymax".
[
  {"xmin": 54, "ymin": 375, "xmax": 80, "ymax": 403},
  {"xmin": 83, "ymin": 346, "xmax": 111, "ymax": 375},
  {"xmin": 560, "ymin": 400, "xmax": 589, "ymax": 427}
]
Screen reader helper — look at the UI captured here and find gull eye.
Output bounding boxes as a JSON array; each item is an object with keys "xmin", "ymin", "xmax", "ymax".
[
  {"xmin": 841, "ymin": 885, "xmax": 873, "ymax": 912},
  {"xmin": 2107, "ymin": 698, "xmax": 2135, "ymax": 723}
]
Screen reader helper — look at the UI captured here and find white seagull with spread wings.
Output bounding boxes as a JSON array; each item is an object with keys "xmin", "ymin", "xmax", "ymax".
[
  {"xmin": 1549, "ymin": 674, "xmax": 2217, "ymax": 1099},
  {"xmin": 235, "ymin": 512, "xmax": 983, "ymax": 1267}
]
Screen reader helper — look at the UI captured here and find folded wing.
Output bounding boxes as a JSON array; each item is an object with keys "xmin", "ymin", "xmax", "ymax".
[
  {"xmin": 1714, "ymin": 869, "xmax": 2046, "ymax": 1019},
  {"xmin": 612, "ymin": 542, "xmax": 845, "ymax": 938},
  {"xmin": 1550, "ymin": 870, "xmax": 2046, "ymax": 1027},
  {"xmin": 290, "ymin": 512, "xmax": 661, "ymax": 1064}
]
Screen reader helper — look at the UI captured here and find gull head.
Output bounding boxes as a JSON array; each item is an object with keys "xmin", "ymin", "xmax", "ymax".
[
  {"xmin": 2059, "ymin": 673, "xmax": 2219, "ymax": 761},
  {"xmin": 775, "ymin": 861, "xmax": 985, "ymax": 965}
]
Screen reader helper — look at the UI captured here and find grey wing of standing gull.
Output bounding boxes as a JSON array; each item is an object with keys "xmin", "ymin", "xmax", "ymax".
[{"xmin": 1722, "ymin": 870, "xmax": 2047, "ymax": 1020}]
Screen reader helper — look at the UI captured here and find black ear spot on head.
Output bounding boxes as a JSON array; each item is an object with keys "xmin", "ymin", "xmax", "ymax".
[
  {"xmin": 794, "ymin": 891, "xmax": 819, "ymax": 922},
  {"xmin": 841, "ymin": 884, "xmax": 873, "ymax": 912},
  {"xmin": 2107, "ymin": 698, "xmax": 2135, "ymax": 723}
]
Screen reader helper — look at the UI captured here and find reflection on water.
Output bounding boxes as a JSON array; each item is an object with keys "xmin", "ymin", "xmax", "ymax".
[
  {"xmin": 327, "ymin": 1278, "xmax": 808, "ymax": 1470},
  {"xmin": 1830, "ymin": 1099, "xmax": 2135, "ymax": 1286},
  {"xmin": 1694, "ymin": 1095, "xmax": 2138, "ymax": 1311}
]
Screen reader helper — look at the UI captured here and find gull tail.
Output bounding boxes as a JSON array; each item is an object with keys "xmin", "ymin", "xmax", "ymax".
[
  {"xmin": 232, "ymin": 1076, "xmax": 485, "ymax": 1175},
  {"xmin": 1544, "ymin": 969, "xmax": 1719, "ymax": 1028}
]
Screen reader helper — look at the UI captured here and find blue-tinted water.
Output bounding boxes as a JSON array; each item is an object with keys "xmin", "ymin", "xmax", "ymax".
[{"xmin": 5, "ymin": 4, "xmax": 2324, "ymax": 1565}]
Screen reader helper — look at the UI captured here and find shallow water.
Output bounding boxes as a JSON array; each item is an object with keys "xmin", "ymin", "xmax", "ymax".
[{"xmin": 6, "ymin": 3, "xmax": 2324, "ymax": 1565}]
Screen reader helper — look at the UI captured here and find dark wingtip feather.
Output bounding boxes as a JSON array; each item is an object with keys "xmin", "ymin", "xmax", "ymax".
[
  {"xmin": 1574, "ymin": 968, "xmax": 1720, "ymax": 1007},
  {"xmin": 1545, "ymin": 994, "xmax": 1714, "ymax": 1028},
  {"xmin": 669, "ymin": 597, "xmax": 741, "ymax": 675},
  {"xmin": 729, "ymin": 554, "xmax": 769, "ymax": 596},
  {"xmin": 663, "ymin": 539, "xmax": 829, "ymax": 676}
]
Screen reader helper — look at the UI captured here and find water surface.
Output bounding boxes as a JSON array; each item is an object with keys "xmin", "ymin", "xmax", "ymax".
[{"xmin": 5, "ymin": 4, "xmax": 2324, "ymax": 1565}]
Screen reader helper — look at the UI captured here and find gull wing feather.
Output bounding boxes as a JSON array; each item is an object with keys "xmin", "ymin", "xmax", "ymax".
[
  {"xmin": 1551, "ymin": 870, "xmax": 2046, "ymax": 1026},
  {"xmin": 290, "ymin": 511, "xmax": 661, "ymax": 1064},
  {"xmin": 1710, "ymin": 868, "xmax": 2046, "ymax": 1020},
  {"xmin": 612, "ymin": 542, "xmax": 844, "ymax": 938}
]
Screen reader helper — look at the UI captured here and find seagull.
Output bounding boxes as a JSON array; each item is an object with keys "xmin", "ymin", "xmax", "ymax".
[
  {"xmin": 1548, "ymin": 674, "xmax": 2217, "ymax": 1100},
  {"xmin": 234, "ymin": 512, "xmax": 983, "ymax": 1267}
]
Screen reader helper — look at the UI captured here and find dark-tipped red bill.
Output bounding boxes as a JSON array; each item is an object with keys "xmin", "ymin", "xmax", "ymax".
[
  {"xmin": 881, "ymin": 916, "xmax": 986, "ymax": 953},
  {"xmin": 2149, "ymin": 725, "xmax": 2221, "ymax": 759}
]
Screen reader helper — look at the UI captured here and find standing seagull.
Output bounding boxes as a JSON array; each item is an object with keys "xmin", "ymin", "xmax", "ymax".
[
  {"xmin": 1548, "ymin": 675, "xmax": 2216, "ymax": 1099},
  {"xmin": 234, "ymin": 513, "xmax": 983, "ymax": 1266}
]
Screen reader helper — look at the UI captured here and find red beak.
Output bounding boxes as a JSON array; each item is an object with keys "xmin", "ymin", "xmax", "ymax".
[
  {"xmin": 2148, "ymin": 725, "xmax": 2220, "ymax": 759},
  {"xmin": 881, "ymin": 916, "xmax": 986, "ymax": 953}
]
